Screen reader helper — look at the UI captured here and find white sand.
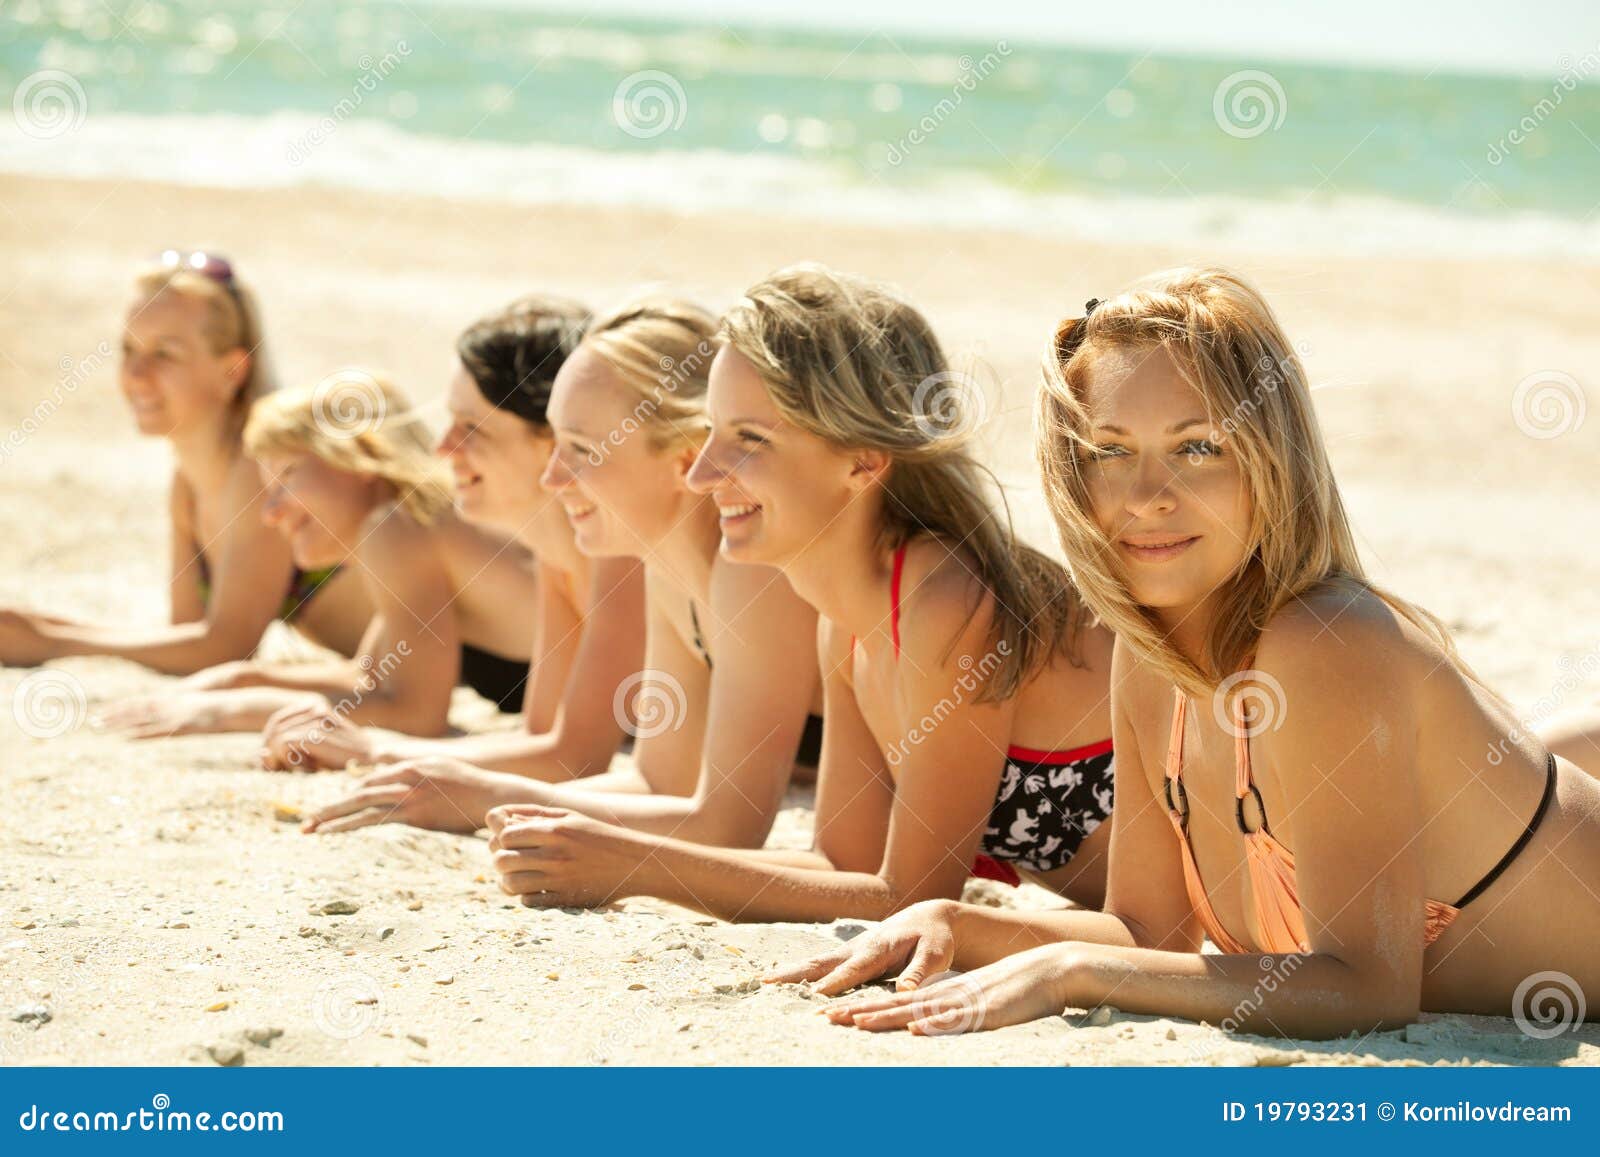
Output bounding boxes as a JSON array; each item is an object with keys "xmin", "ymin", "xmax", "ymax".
[{"xmin": 2, "ymin": 174, "xmax": 1598, "ymax": 1065}]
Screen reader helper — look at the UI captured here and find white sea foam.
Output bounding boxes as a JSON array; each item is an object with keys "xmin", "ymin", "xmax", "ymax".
[{"xmin": 2, "ymin": 112, "xmax": 1595, "ymax": 261}]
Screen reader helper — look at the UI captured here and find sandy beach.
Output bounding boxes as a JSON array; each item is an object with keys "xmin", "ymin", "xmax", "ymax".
[{"xmin": 2, "ymin": 172, "xmax": 1598, "ymax": 1066}]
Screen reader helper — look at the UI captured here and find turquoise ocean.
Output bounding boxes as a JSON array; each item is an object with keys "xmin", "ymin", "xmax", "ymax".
[{"xmin": 2, "ymin": 0, "xmax": 1597, "ymax": 255}]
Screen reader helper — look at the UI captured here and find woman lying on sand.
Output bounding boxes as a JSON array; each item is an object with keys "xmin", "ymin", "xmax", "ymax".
[
  {"xmin": 485, "ymin": 265, "xmax": 1117, "ymax": 913},
  {"xmin": 256, "ymin": 297, "xmax": 646, "ymax": 776},
  {"xmin": 0, "ymin": 252, "xmax": 370, "ymax": 672},
  {"xmin": 98, "ymin": 373, "xmax": 538, "ymax": 738},
  {"xmin": 766, "ymin": 266, "xmax": 1600, "ymax": 1039},
  {"xmin": 301, "ymin": 297, "xmax": 824, "ymax": 840}
]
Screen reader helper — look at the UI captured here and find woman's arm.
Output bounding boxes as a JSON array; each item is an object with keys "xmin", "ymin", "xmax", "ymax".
[
  {"xmin": 474, "ymin": 562, "xmax": 819, "ymax": 843},
  {"xmin": 824, "ymin": 610, "xmax": 1433, "ymax": 1039},
  {"xmin": 490, "ymin": 578, "xmax": 1050, "ymax": 922},
  {"xmin": 393, "ymin": 555, "xmax": 645, "ymax": 776},
  {"xmin": 169, "ymin": 473, "xmax": 206, "ymax": 626},
  {"xmin": 261, "ymin": 511, "xmax": 461, "ymax": 734},
  {"xmin": 14, "ymin": 464, "xmax": 290, "ymax": 673}
]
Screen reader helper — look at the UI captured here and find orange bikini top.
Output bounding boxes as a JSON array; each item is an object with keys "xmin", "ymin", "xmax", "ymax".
[{"xmin": 1162, "ymin": 687, "xmax": 1463, "ymax": 954}]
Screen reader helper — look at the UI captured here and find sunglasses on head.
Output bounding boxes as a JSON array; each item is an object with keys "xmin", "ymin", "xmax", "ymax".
[
  {"xmin": 1053, "ymin": 297, "xmax": 1102, "ymax": 364},
  {"xmin": 157, "ymin": 249, "xmax": 237, "ymax": 286}
]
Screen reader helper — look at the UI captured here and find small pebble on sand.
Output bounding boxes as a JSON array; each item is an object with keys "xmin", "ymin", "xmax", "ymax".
[
  {"xmin": 317, "ymin": 900, "xmax": 360, "ymax": 917},
  {"xmin": 207, "ymin": 1042, "xmax": 245, "ymax": 1067},
  {"xmin": 9, "ymin": 1004, "xmax": 52, "ymax": 1025},
  {"xmin": 204, "ymin": 1000, "xmax": 230, "ymax": 1013}
]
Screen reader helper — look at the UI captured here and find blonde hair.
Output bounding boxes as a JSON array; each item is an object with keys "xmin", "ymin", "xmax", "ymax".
[
  {"xmin": 243, "ymin": 370, "xmax": 453, "ymax": 524},
  {"xmin": 582, "ymin": 295, "xmax": 719, "ymax": 452},
  {"xmin": 132, "ymin": 263, "xmax": 277, "ymax": 435},
  {"xmin": 721, "ymin": 263, "xmax": 1087, "ymax": 702},
  {"xmin": 1037, "ymin": 265, "xmax": 1461, "ymax": 697}
]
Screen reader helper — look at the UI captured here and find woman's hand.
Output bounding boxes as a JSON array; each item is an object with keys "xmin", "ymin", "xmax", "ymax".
[
  {"xmin": 486, "ymin": 805, "xmax": 654, "ymax": 909},
  {"xmin": 763, "ymin": 899, "xmax": 964, "ymax": 995},
  {"xmin": 817, "ymin": 943, "xmax": 1081, "ymax": 1036},
  {"xmin": 0, "ymin": 610, "xmax": 59, "ymax": 666},
  {"xmin": 302, "ymin": 758, "xmax": 513, "ymax": 835},
  {"xmin": 97, "ymin": 689, "xmax": 324, "ymax": 739},
  {"xmin": 260, "ymin": 699, "xmax": 379, "ymax": 771}
]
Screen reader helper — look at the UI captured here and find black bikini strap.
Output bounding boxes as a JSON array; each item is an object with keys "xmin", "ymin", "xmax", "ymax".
[
  {"xmin": 689, "ymin": 600, "xmax": 713, "ymax": 670},
  {"xmin": 1451, "ymin": 752, "xmax": 1558, "ymax": 910}
]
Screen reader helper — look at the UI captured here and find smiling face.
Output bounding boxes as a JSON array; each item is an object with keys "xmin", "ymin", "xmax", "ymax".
[
  {"xmin": 539, "ymin": 344, "xmax": 698, "ymax": 558},
  {"xmin": 686, "ymin": 346, "xmax": 865, "ymax": 566},
  {"xmin": 256, "ymin": 450, "xmax": 381, "ymax": 570},
  {"xmin": 1079, "ymin": 344, "xmax": 1253, "ymax": 617},
  {"xmin": 119, "ymin": 290, "xmax": 247, "ymax": 439},
  {"xmin": 437, "ymin": 363, "xmax": 555, "ymax": 537}
]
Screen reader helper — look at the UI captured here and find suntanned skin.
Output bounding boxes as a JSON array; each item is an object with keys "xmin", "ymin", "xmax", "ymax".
[
  {"xmin": 481, "ymin": 344, "xmax": 1116, "ymax": 919},
  {"xmin": 0, "ymin": 288, "xmax": 371, "ymax": 673},
  {"xmin": 256, "ymin": 363, "xmax": 646, "ymax": 778},
  {"xmin": 98, "ymin": 445, "xmax": 539, "ymax": 738},
  {"xmin": 767, "ymin": 344, "xmax": 1600, "ymax": 1040},
  {"xmin": 300, "ymin": 342, "xmax": 824, "ymax": 846}
]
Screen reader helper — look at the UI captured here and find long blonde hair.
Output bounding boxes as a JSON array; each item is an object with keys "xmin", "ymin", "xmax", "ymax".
[
  {"xmin": 581, "ymin": 295, "xmax": 719, "ymax": 454},
  {"xmin": 243, "ymin": 370, "xmax": 453, "ymax": 524},
  {"xmin": 132, "ymin": 262, "xmax": 276, "ymax": 436},
  {"xmin": 1036, "ymin": 265, "xmax": 1460, "ymax": 697},
  {"xmin": 722, "ymin": 263, "xmax": 1087, "ymax": 702}
]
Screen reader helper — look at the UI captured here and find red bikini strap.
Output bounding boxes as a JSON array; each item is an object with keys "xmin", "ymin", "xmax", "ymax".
[{"xmin": 890, "ymin": 544, "xmax": 906, "ymax": 658}]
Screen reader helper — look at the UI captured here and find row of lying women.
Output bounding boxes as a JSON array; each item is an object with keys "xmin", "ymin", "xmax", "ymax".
[{"xmin": 5, "ymin": 251, "xmax": 1598, "ymax": 1039}]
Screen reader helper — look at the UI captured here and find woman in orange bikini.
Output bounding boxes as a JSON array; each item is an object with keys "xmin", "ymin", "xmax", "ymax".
[{"xmin": 767, "ymin": 266, "xmax": 1600, "ymax": 1039}]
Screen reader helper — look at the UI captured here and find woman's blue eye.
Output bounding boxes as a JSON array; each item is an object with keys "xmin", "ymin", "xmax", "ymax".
[
  {"xmin": 737, "ymin": 430, "xmax": 768, "ymax": 446},
  {"xmin": 1180, "ymin": 439, "xmax": 1222, "ymax": 458}
]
